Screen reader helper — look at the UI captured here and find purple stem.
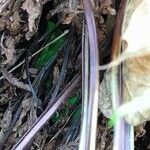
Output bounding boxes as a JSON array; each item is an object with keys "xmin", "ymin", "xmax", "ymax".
[
  {"xmin": 113, "ymin": 44, "xmax": 134, "ymax": 150},
  {"xmin": 80, "ymin": 0, "xmax": 99, "ymax": 149},
  {"xmin": 12, "ymin": 74, "xmax": 81, "ymax": 150}
]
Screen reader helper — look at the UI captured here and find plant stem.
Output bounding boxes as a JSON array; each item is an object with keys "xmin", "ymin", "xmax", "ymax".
[
  {"xmin": 79, "ymin": 0, "xmax": 99, "ymax": 149},
  {"xmin": 12, "ymin": 74, "xmax": 81, "ymax": 150},
  {"xmin": 111, "ymin": 0, "xmax": 134, "ymax": 150}
]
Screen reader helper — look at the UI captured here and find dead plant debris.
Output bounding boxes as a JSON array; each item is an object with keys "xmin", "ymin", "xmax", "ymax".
[{"xmin": 0, "ymin": 0, "xmax": 149, "ymax": 150}]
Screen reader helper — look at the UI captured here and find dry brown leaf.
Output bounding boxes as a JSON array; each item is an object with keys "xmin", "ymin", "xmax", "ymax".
[
  {"xmin": 15, "ymin": 122, "xmax": 29, "ymax": 140},
  {"xmin": 123, "ymin": 55, "xmax": 150, "ymax": 125},
  {"xmin": 47, "ymin": 0, "xmax": 82, "ymax": 25},
  {"xmin": 99, "ymin": 130, "xmax": 108, "ymax": 150},
  {"xmin": 0, "ymin": 82, "xmax": 13, "ymax": 105},
  {"xmin": 0, "ymin": 81, "xmax": 14, "ymax": 105},
  {"xmin": 13, "ymin": 96, "xmax": 32, "ymax": 132},
  {"xmin": 2, "ymin": 68, "xmax": 31, "ymax": 92},
  {"xmin": 99, "ymin": 0, "xmax": 116, "ymax": 15},
  {"xmin": 5, "ymin": 97, "xmax": 32, "ymax": 147},
  {"xmin": 6, "ymin": 121, "xmax": 32, "ymax": 148},
  {"xmin": 98, "ymin": 70, "xmax": 112, "ymax": 118},
  {"xmin": 0, "ymin": 1, "xmax": 23, "ymax": 36},
  {"xmin": 6, "ymin": 120, "xmax": 34, "ymax": 149},
  {"xmin": 99, "ymin": 0, "xmax": 150, "ymax": 126},
  {"xmin": 21, "ymin": 0, "xmax": 42, "ymax": 40},
  {"xmin": 23, "ymin": 68, "xmax": 38, "ymax": 79},
  {"xmin": 47, "ymin": 1, "xmax": 68, "ymax": 18},
  {"xmin": 62, "ymin": 13, "xmax": 77, "ymax": 25},
  {"xmin": 10, "ymin": 10, "xmax": 22, "ymax": 34},
  {"xmin": 0, "ymin": 108, "xmax": 12, "ymax": 144},
  {"xmin": 96, "ymin": 126, "xmax": 113, "ymax": 150},
  {"xmin": 0, "ymin": 93, "xmax": 12, "ymax": 105},
  {"xmin": 11, "ymin": 96, "xmax": 38, "ymax": 146},
  {"xmin": 1, "ymin": 35, "xmax": 16, "ymax": 65},
  {"xmin": 32, "ymin": 130, "xmax": 47, "ymax": 150},
  {"xmin": 122, "ymin": 0, "xmax": 150, "ymax": 125}
]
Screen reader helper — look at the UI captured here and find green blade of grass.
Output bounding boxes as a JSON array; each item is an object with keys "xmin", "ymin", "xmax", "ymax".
[{"xmin": 34, "ymin": 21, "xmax": 65, "ymax": 69}]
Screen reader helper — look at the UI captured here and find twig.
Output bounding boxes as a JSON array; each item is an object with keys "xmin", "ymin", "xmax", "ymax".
[{"xmin": 12, "ymin": 73, "xmax": 81, "ymax": 150}]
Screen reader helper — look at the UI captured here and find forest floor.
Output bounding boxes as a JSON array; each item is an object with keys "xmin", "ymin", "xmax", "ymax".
[{"xmin": 0, "ymin": 0, "xmax": 149, "ymax": 149}]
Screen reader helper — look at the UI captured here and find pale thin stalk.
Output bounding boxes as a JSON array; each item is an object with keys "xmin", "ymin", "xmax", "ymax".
[
  {"xmin": 111, "ymin": 0, "xmax": 134, "ymax": 150},
  {"xmin": 0, "ymin": 30, "xmax": 69, "ymax": 80},
  {"xmin": 79, "ymin": 20, "xmax": 89, "ymax": 149}
]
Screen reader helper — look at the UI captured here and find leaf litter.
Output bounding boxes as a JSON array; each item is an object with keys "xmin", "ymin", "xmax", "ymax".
[
  {"xmin": 0, "ymin": 0, "xmax": 149, "ymax": 149},
  {"xmin": 1, "ymin": 0, "xmax": 116, "ymax": 149},
  {"xmin": 21, "ymin": 0, "xmax": 43, "ymax": 40}
]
